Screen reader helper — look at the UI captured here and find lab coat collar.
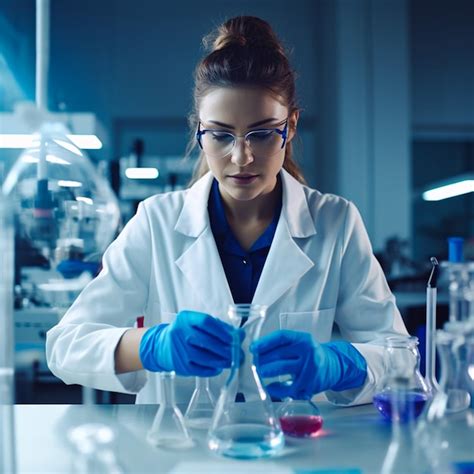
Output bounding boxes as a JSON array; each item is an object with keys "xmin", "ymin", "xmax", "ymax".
[
  {"xmin": 175, "ymin": 169, "xmax": 317, "ymax": 312},
  {"xmin": 175, "ymin": 169, "xmax": 317, "ymax": 238}
]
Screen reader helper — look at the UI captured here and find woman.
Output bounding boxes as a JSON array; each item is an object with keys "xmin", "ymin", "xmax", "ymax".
[{"xmin": 46, "ymin": 16, "xmax": 408, "ymax": 404}]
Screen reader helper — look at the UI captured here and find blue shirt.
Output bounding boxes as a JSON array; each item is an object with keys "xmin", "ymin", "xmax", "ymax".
[{"xmin": 208, "ymin": 179, "xmax": 281, "ymax": 304}]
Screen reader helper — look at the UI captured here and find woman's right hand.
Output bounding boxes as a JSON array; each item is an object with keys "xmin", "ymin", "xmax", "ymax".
[{"xmin": 139, "ymin": 310, "xmax": 239, "ymax": 376}]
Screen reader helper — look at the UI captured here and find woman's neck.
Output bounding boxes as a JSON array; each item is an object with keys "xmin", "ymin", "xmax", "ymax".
[{"xmin": 220, "ymin": 177, "xmax": 282, "ymax": 225}]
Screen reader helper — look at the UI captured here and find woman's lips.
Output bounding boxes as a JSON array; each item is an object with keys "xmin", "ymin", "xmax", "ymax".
[{"xmin": 228, "ymin": 174, "xmax": 259, "ymax": 185}]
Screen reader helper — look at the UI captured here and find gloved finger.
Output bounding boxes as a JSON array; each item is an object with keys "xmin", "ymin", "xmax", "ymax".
[
  {"xmin": 187, "ymin": 312, "xmax": 236, "ymax": 345},
  {"xmin": 186, "ymin": 332, "xmax": 234, "ymax": 361},
  {"xmin": 250, "ymin": 330, "xmax": 304, "ymax": 357},
  {"xmin": 255, "ymin": 359, "xmax": 300, "ymax": 378},
  {"xmin": 265, "ymin": 381, "xmax": 314, "ymax": 400},
  {"xmin": 253, "ymin": 343, "xmax": 302, "ymax": 367},
  {"xmin": 265, "ymin": 381, "xmax": 293, "ymax": 400},
  {"xmin": 188, "ymin": 362, "xmax": 222, "ymax": 377},
  {"xmin": 185, "ymin": 344, "xmax": 232, "ymax": 369}
]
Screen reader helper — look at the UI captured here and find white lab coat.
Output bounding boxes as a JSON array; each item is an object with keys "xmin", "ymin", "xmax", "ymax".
[{"xmin": 46, "ymin": 169, "xmax": 408, "ymax": 405}]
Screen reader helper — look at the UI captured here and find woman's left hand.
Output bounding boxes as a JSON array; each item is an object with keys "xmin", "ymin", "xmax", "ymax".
[{"xmin": 250, "ymin": 330, "xmax": 367, "ymax": 399}]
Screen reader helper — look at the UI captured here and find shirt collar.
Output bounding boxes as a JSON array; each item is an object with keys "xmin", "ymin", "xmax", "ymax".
[{"xmin": 208, "ymin": 178, "xmax": 281, "ymax": 254}]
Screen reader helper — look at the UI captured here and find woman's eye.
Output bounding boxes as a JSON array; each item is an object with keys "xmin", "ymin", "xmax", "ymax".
[
  {"xmin": 210, "ymin": 132, "xmax": 233, "ymax": 143},
  {"xmin": 249, "ymin": 130, "xmax": 273, "ymax": 141}
]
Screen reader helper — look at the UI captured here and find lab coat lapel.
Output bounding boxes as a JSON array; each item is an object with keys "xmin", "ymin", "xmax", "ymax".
[
  {"xmin": 174, "ymin": 173, "xmax": 233, "ymax": 320},
  {"xmin": 252, "ymin": 170, "xmax": 316, "ymax": 308},
  {"xmin": 175, "ymin": 228, "xmax": 233, "ymax": 319}
]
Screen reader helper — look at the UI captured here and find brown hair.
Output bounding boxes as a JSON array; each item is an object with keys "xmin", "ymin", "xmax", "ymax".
[{"xmin": 187, "ymin": 16, "xmax": 306, "ymax": 185}]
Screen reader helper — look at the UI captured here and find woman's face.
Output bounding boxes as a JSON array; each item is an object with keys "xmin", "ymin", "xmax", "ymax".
[{"xmin": 198, "ymin": 87, "xmax": 297, "ymax": 204}]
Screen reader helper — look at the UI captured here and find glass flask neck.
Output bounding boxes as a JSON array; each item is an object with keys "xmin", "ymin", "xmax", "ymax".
[
  {"xmin": 159, "ymin": 372, "xmax": 177, "ymax": 406},
  {"xmin": 384, "ymin": 336, "xmax": 421, "ymax": 376}
]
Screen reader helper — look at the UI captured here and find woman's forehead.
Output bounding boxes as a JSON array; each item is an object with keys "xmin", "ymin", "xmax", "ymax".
[{"xmin": 199, "ymin": 87, "xmax": 288, "ymax": 126}]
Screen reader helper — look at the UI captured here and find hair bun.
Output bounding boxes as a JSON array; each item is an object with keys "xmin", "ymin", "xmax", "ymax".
[{"xmin": 204, "ymin": 16, "xmax": 285, "ymax": 56}]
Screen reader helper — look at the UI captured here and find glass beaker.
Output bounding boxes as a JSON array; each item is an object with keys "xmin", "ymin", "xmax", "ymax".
[
  {"xmin": 184, "ymin": 377, "xmax": 216, "ymax": 430},
  {"xmin": 277, "ymin": 398, "xmax": 323, "ymax": 438},
  {"xmin": 147, "ymin": 372, "xmax": 194, "ymax": 449},
  {"xmin": 415, "ymin": 327, "xmax": 474, "ymax": 474},
  {"xmin": 207, "ymin": 304, "xmax": 284, "ymax": 459},
  {"xmin": 373, "ymin": 336, "xmax": 431, "ymax": 422}
]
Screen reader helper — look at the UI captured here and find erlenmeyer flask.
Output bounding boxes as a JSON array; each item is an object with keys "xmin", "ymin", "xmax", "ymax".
[
  {"xmin": 443, "ymin": 320, "xmax": 473, "ymax": 411},
  {"xmin": 147, "ymin": 372, "xmax": 194, "ymax": 449},
  {"xmin": 380, "ymin": 378, "xmax": 430, "ymax": 474},
  {"xmin": 207, "ymin": 304, "xmax": 284, "ymax": 459},
  {"xmin": 184, "ymin": 377, "xmax": 216, "ymax": 429},
  {"xmin": 373, "ymin": 336, "xmax": 431, "ymax": 421},
  {"xmin": 415, "ymin": 326, "xmax": 474, "ymax": 474},
  {"xmin": 277, "ymin": 398, "xmax": 323, "ymax": 438}
]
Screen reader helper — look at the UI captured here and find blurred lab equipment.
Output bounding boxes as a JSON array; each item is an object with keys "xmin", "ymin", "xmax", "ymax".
[
  {"xmin": 184, "ymin": 377, "xmax": 216, "ymax": 430},
  {"xmin": 3, "ymin": 121, "xmax": 120, "ymax": 283},
  {"xmin": 441, "ymin": 237, "xmax": 472, "ymax": 322},
  {"xmin": 426, "ymin": 257, "xmax": 440, "ymax": 392},
  {"xmin": 3, "ymin": 0, "xmax": 120, "ymax": 405},
  {"xmin": 67, "ymin": 423, "xmax": 124, "ymax": 474},
  {"xmin": 147, "ymin": 372, "xmax": 194, "ymax": 449},
  {"xmin": 277, "ymin": 398, "xmax": 323, "ymax": 438},
  {"xmin": 0, "ymin": 194, "xmax": 17, "ymax": 473},
  {"xmin": 415, "ymin": 324, "xmax": 474, "ymax": 474},
  {"xmin": 373, "ymin": 336, "xmax": 431, "ymax": 422},
  {"xmin": 207, "ymin": 304, "xmax": 284, "ymax": 459}
]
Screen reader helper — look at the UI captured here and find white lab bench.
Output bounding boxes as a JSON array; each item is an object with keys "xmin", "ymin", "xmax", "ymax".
[{"xmin": 13, "ymin": 402, "xmax": 473, "ymax": 473}]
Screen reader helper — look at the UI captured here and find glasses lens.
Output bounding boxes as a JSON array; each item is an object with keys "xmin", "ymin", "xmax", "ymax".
[
  {"xmin": 200, "ymin": 131, "xmax": 235, "ymax": 158},
  {"xmin": 247, "ymin": 130, "xmax": 283, "ymax": 158}
]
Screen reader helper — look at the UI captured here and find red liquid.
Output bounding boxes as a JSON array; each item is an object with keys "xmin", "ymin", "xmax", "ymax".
[{"xmin": 279, "ymin": 415, "xmax": 323, "ymax": 438}]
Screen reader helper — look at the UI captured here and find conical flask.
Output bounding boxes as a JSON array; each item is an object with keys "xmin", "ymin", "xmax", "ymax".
[
  {"xmin": 184, "ymin": 377, "xmax": 216, "ymax": 429},
  {"xmin": 147, "ymin": 372, "xmax": 194, "ymax": 449},
  {"xmin": 207, "ymin": 304, "xmax": 284, "ymax": 459},
  {"xmin": 380, "ymin": 377, "xmax": 430, "ymax": 474},
  {"xmin": 373, "ymin": 336, "xmax": 431, "ymax": 421},
  {"xmin": 415, "ymin": 325, "xmax": 474, "ymax": 474}
]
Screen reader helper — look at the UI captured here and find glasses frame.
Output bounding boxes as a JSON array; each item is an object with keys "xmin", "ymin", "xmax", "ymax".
[{"xmin": 196, "ymin": 118, "xmax": 289, "ymax": 159}]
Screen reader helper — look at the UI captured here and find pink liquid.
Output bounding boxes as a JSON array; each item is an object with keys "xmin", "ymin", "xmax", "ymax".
[{"xmin": 279, "ymin": 415, "xmax": 323, "ymax": 438}]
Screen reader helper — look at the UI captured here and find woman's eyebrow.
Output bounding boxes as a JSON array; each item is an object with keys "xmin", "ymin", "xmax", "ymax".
[{"xmin": 205, "ymin": 118, "xmax": 279, "ymax": 129}]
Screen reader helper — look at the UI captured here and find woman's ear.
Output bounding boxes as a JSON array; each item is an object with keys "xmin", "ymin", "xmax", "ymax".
[{"xmin": 287, "ymin": 110, "xmax": 299, "ymax": 142}]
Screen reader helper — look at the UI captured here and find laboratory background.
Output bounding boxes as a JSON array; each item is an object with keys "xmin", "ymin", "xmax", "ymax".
[{"xmin": 0, "ymin": 0, "xmax": 474, "ymax": 472}]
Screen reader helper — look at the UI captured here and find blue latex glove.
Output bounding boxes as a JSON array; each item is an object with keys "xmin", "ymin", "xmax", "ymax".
[
  {"xmin": 139, "ymin": 310, "xmax": 242, "ymax": 377},
  {"xmin": 250, "ymin": 329, "xmax": 367, "ymax": 400}
]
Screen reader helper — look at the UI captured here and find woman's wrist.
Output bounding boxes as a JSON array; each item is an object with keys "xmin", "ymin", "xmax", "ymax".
[{"xmin": 114, "ymin": 327, "xmax": 148, "ymax": 374}]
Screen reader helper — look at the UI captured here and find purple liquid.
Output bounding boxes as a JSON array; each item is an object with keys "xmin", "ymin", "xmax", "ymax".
[
  {"xmin": 279, "ymin": 415, "xmax": 323, "ymax": 438},
  {"xmin": 373, "ymin": 391, "xmax": 429, "ymax": 422}
]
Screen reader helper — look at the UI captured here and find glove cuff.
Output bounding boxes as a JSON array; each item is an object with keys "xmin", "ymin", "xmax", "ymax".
[
  {"xmin": 139, "ymin": 323, "xmax": 170, "ymax": 372},
  {"xmin": 323, "ymin": 341, "xmax": 368, "ymax": 392}
]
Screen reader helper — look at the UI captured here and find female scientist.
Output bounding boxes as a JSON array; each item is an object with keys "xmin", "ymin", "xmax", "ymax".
[{"xmin": 46, "ymin": 16, "xmax": 408, "ymax": 405}]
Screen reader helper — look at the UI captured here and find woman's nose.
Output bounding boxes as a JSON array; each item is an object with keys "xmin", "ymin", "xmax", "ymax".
[{"xmin": 230, "ymin": 137, "xmax": 254, "ymax": 166}]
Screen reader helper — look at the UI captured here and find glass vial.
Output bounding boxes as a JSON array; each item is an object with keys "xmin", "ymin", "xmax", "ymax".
[
  {"xmin": 184, "ymin": 377, "xmax": 216, "ymax": 430},
  {"xmin": 147, "ymin": 372, "xmax": 194, "ymax": 449},
  {"xmin": 207, "ymin": 304, "xmax": 284, "ymax": 459},
  {"xmin": 373, "ymin": 336, "xmax": 431, "ymax": 422}
]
